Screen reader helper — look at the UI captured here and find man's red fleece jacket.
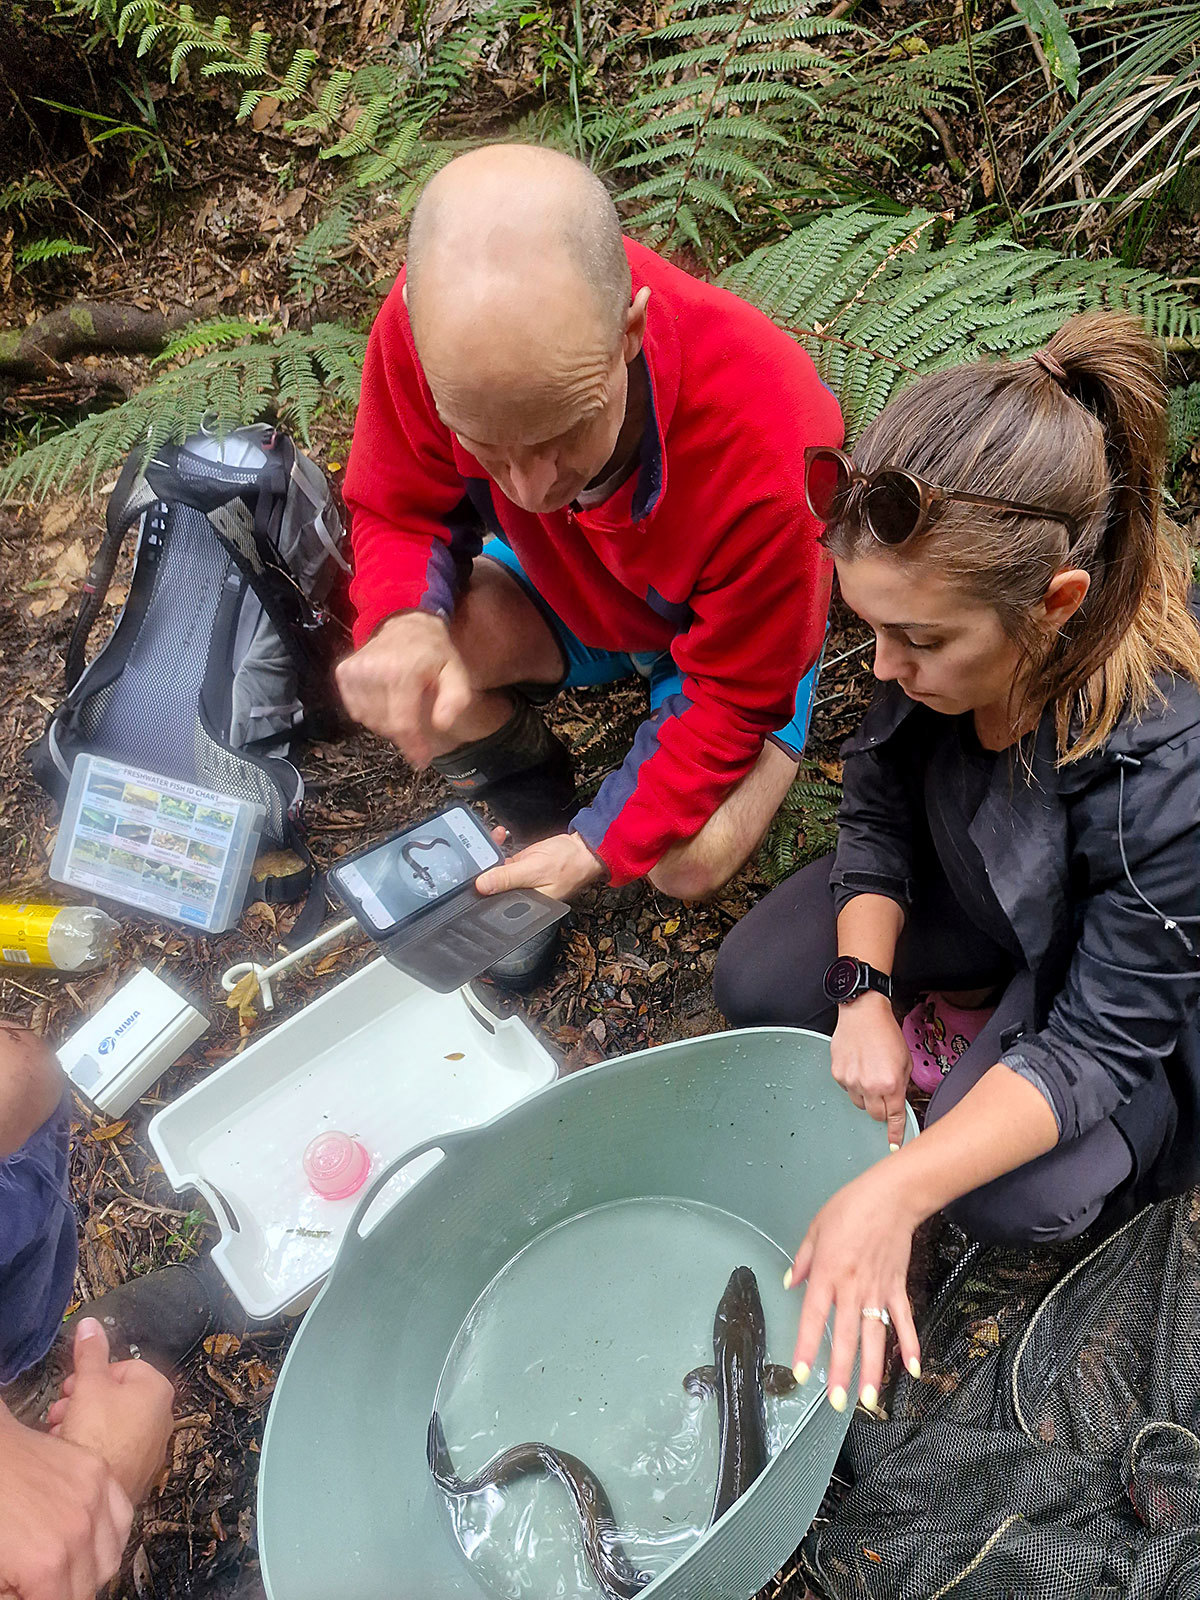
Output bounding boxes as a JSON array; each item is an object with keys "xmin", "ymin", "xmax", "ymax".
[{"xmin": 344, "ymin": 238, "xmax": 844, "ymax": 886}]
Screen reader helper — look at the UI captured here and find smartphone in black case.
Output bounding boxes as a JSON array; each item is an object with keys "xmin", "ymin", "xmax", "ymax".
[{"xmin": 328, "ymin": 806, "xmax": 568, "ymax": 992}]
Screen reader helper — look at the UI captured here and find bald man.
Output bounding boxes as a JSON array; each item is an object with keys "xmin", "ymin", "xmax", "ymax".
[{"xmin": 339, "ymin": 144, "xmax": 842, "ymax": 929}]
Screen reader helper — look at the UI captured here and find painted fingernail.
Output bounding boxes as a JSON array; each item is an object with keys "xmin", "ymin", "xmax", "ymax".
[
  {"xmin": 793, "ymin": 1362, "xmax": 811, "ymax": 1385},
  {"xmin": 889, "ymin": 1142, "xmax": 900, "ymax": 1153},
  {"xmin": 828, "ymin": 1386, "xmax": 848, "ymax": 1412},
  {"xmin": 907, "ymin": 1357, "xmax": 922, "ymax": 1379},
  {"xmin": 859, "ymin": 1384, "xmax": 878, "ymax": 1410},
  {"xmin": 782, "ymin": 1267, "xmax": 794, "ymax": 1290}
]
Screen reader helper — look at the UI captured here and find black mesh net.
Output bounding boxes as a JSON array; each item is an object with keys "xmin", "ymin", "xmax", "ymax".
[{"xmin": 803, "ymin": 1194, "xmax": 1200, "ymax": 1600}]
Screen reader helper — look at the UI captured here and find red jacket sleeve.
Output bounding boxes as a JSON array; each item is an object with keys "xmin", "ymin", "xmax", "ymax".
[
  {"xmin": 570, "ymin": 383, "xmax": 841, "ymax": 885},
  {"xmin": 343, "ymin": 275, "xmax": 482, "ymax": 647}
]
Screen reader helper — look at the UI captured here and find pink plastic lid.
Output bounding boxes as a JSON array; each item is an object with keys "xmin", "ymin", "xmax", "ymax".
[{"xmin": 303, "ymin": 1131, "xmax": 371, "ymax": 1201}]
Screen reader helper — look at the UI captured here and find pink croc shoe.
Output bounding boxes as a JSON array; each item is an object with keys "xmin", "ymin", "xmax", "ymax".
[{"xmin": 901, "ymin": 991, "xmax": 995, "ymax": 1094}]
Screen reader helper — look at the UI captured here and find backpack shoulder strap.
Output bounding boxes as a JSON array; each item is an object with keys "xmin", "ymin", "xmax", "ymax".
[{"xmin": 64, "ymin": 445, "xmax": 157, "ymax": 692}]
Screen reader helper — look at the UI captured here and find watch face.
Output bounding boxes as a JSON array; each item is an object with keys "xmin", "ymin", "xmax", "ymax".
[{"xmin": 824, "ymin": 956, "xmax": 862, "ymax": 1003}]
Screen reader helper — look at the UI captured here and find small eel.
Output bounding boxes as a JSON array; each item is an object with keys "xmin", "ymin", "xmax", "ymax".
[
  {"xmin": 683, "ymin": 1265, "xmax": 797, "ymax": 1525},
  {"xmin": 427, "ymin": 1413, "xmax": 653, "ymax": 1599}
]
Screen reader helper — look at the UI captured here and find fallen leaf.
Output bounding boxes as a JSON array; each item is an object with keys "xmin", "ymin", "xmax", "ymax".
[
  {"xmin": 89, "ymin": 1120, "xmax": 129, "ymax": 1142},
  {"xmin": 225, "ymin": 972, "xmax": 260, "ymax": 1013},
  {"xmin": 61, "ymin": 539, "xmax": 90, "ymax": 581},
  {"xmin": 587, "ymin": 1018, "xmax": 607, "ymax": 1046},
  {"xmin": 42, "ymin": 501, "xmax": 78, "ymax": 539},
  {"xmin": 979, "ymin": 156, "xmax": 995, "ymax": 199},
  {"xmin": 28, "ymin": 589, "xmax": 71, "ymax": 618},
  {"xmin": 251, "ymin": 94, "xmax": 280, "ymax": 130},
  {"xmin": 663, "ymin": 917, "xmax": 680, "ymax": 935},
  {"xmin": 314, "ymin": 950, "xmax": 343, "ymax": 974},
  {"xmin": 444, "ymin": 1051, "xmax": 465, "ymax": 1061},
  {"xmin": 132, "ymin": 1544, "xmax": 153, "ymax": 1598},
  {"xmin": 203, "ymin": 1332, "xmax": 241, "ymax": 1360},
  {"xmin": 252, "ymin": 849, "xmax": 305, "ymax": 882}
]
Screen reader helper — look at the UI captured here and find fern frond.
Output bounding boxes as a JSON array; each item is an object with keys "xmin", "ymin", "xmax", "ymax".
[
  {"xmin": 15, "ymin": 238, "xmax": 91, "ymax": 266},
  {"xmin": 0, "ymin": 326, "xmax": 365, "ymax": 499},
  {"xmin": 152, "ymin": 318, "xmax": 272, "ymax": 364},
  {"xmin": 1168, "ymin": 382, "xmax": 1200, "ymax": 470},
  {"xmin": 0, "ymin": 179, "xmax": 60, "ymax": 213},
  {"xmin": 721, "ymin": 208, "xmax": 1200, "ymax": 443},
  {"xmin": 759, "ymin": 765, "xmax": 843, "ymax": 883}
]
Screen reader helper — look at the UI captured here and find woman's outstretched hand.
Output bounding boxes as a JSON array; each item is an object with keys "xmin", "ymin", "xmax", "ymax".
[
  {"xmin": 830, "ymin": 991, "xmax": 913, "ymax": 1150},
  {"xmin": 784, "ymin": 1163, "xmax": 923, "ymax": 1412}
]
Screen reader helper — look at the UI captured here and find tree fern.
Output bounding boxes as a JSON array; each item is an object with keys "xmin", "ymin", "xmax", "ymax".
[
  {"xmin": 759, "ymin": 766, "xmax": 842, "ymax": 883},
  {"xmin": 0, "ymin": 324, "xmax": 366, "ymax": 498},
  {"xmin": 721, "ymin": 207, "xmax": 1200, "ymax": 440}
]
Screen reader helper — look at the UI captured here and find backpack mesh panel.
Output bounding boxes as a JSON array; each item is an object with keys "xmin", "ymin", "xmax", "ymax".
[
  {"xmin": 803, "ymin": 1195, "xmax": 1200, "ymax": 1600},
  {"xmin": 77, "ymin": 501, "xmax": 233, "ymax": 776}
]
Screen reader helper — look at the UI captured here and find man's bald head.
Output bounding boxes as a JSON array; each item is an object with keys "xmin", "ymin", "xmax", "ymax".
[
  {"xmin": 402, "ymin": 144, "xmax": 649, "ymax": 514},
  {"xmin": 406, "ymin": 145, "xmax": 630, "ymax": 362}
]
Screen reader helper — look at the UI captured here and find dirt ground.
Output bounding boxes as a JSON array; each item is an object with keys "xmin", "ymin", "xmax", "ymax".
[{"xmin": 0, "ymin": 480, "xmax": 877, "ymax": 1598}]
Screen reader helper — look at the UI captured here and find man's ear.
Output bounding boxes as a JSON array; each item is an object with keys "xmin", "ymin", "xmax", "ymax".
[
  {"xmin": 1038, "ymin": 567, "xmax": 1091, "ymax": 632},
  {"xmin": 623, "ymin": 286, "xmax": 651, "ymax": 365}
]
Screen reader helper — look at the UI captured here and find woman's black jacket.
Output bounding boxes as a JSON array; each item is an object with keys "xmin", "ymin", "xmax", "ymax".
[{"xmin": 830, "ymin": 673, "xmax": 1200, "ymax": 1200}]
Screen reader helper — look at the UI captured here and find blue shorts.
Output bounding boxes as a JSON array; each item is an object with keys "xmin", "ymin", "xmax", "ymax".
[
  {"xmin": 0, "ymin": 1095, "xmax": 77, "ymax": 1383},
  {"xmin": 481, "ymin": 539, "xmax": 823, "ymax": 756}
]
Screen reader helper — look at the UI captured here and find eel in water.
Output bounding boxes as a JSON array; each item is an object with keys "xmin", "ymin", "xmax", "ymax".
[
  {"xmin": 427, "ymin": 1264, "xmax": 794, "ymax": 1593},
  {"xmin": 683, "ymin": 1264, "xmax": 797, "ymax": 1526},
  {"xmin": 427, "ymin": 1413, "xmax": 654, "ymax": 1599}
]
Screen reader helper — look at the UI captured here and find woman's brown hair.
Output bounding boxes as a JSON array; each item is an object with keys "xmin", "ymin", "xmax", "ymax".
[{"xmin": 823, "ymin": 309, "xmax": 1200, "ymax": 761}]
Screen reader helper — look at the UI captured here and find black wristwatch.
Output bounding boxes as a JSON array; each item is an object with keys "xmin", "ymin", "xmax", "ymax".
[{"xmin": 822, "ymin": 956, "xmax": 894, "ymax": 1006}]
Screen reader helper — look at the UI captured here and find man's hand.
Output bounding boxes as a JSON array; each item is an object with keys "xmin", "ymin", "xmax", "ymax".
[
  {"xmin": 335, "ymin": 611, "xmax": 473, "ymax": 767},
  {"xmin": 0, "ymin": 1398, "xmax": 131, "ymax": 1600},
  {"xmin": 830, "ymin": 992, "xmax": 912, "ymax": 1150},
  {"xmin": 476, "ymin": 832, "xmax": 605, "ymax": 903},
  {"xmin": 45, "ymin": 1319, "xmax": 175, "ymax": 1506}
]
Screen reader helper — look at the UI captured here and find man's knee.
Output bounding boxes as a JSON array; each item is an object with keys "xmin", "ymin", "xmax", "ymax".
[
  {"xmin": 647, "ymin": 849, "xmax": 734, "ymax": 904},
  {"xmin": 451, "ymin": 557, "xmax": 564, "ymax": 689}
]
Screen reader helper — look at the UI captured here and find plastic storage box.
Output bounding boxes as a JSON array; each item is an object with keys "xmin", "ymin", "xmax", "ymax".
[
  {"xmin": 148, "ymin": 957, "xmax": 558, "ymax": 1318},
  {"xmin": 51, "ymin": 754, "xmax": 264, "ymax": 933}
]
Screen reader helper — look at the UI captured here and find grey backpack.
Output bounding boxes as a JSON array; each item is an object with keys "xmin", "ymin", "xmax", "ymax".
[{"xmin": 34, "ymin": 425, "xmax": 350, "ymax": 902}]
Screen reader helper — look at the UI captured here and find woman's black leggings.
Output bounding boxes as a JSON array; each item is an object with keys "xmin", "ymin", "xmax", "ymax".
[{"xmin": 714, "ymin": 854, "xmax": 1135, "ymax": 1246}]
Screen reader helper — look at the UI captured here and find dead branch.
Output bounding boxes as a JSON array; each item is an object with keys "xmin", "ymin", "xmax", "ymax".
[{"xmin": 0, "ymin": 297, "xmax": 219, "ymax": 380}]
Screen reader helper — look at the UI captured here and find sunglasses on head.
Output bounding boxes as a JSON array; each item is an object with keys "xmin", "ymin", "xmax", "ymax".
[{"xmin": 803, "ymin": 446, "xmax": 1080, "ymax": 547}]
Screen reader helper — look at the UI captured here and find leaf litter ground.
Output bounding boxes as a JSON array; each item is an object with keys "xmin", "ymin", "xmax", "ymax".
[{"xmin": 0, "ymin": 489, "xmax": 891, "ymax": 1599}]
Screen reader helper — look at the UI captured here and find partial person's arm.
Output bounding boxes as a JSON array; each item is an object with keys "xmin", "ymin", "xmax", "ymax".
[
  {"xmin": 342, "ymin": 271, "xmax": 484, "ymax": 645},
  {"xmin": 828, "ymin": 895, "xmax": 915, "ymax": 1150},
  {"xmin": 0, "ymin": 1319, "xmax": 174, "ymax": 1600},
  {"xmin": 994, "ymin": 747, "xmax": 1200, "ymax": 1142},
  {"xmin": 786, "ymin": 1062, "xmax": 1059, "ymax": 1410},
  {"xmin": 0, "ymin": 1025, "xmax": 65, "ymax": 1161}
]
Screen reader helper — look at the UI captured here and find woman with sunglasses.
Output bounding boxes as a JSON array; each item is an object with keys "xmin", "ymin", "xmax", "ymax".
[{"xmin": 714, "ymin": 309, "xmax": 1200, "ymax": 1414}]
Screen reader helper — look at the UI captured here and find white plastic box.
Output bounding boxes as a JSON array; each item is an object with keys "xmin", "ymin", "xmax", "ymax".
[
  {"xmin": 57, "ymin": 967, "xmax": 209, "ymax": 1117},
  {"xmin": 148, "ymin": 958, "xmax": 558, "ymax": 1319}
]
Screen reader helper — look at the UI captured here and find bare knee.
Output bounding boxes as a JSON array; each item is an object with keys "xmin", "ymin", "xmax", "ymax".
[
  {"xmin": 451, "ymin": 557, "xmax": 564, "ymax": 689},
  {"xmin": 648, "ymin": 850, "xmax": 733, "ymax": 903}
]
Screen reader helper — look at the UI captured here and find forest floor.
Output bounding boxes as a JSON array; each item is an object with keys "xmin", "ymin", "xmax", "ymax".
[{"xmin": 0, "ymin": 470, "xmax": 877, "ymax": 1598}]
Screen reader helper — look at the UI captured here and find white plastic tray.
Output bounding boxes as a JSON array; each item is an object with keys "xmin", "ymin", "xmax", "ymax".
[{"xmin": 148, "ymin": 958, "xmax": 558, "ymax": 1319}]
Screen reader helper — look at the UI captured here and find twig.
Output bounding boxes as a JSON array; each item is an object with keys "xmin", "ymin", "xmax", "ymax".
[
  {"xmin": 925, "ymin": 107, "xmax": 967, "ymax": 178},
  {"xmin": 961, "ymin": 0, "xmax": 1020, "ymax": 233}
]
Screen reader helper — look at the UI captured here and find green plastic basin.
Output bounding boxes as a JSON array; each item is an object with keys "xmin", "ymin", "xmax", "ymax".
[{"xmin": 258, "ymin": 1026, "xmax": 914, "ymax": 1599}]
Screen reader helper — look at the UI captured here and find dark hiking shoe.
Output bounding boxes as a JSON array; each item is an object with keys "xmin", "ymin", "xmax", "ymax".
[
  {"xmin": 483, "ymin": 922, "xmax": 562, "ymax": 992},
  {"xmin": 432, "ymin": 696, "xmax": 577, "ymax": 845},
  {"xmin": 2, "ymin": 1259, "xmax": 230, "ymax": 1424}
]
